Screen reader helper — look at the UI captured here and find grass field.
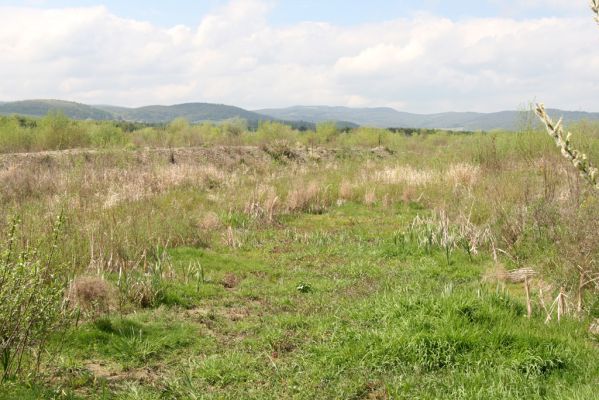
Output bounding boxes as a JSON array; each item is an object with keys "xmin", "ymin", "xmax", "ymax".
[{"xmin": 1, "ymin": 120, "xmax": 599, "ymax": 399}]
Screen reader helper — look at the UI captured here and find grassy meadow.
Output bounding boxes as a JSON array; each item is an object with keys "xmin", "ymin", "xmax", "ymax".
[{"xmin": 0, "ymin": 114, "xmax": 598, "ymax": 399}]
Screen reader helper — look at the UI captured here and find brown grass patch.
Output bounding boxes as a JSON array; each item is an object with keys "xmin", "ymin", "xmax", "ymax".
[
  {"xmin": 222, "ymin": 273, "xmax": 241, "ymax": 289},
  {"xmin": 68, "ymin": 276, "xmax": 114, "ymax": 317},
  {"xmin": 286, "ymin": 181, "xmax": 325, "ymax": 213}
]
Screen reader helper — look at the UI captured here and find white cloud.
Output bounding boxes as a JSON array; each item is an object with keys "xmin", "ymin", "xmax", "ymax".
[{"xmin": 0, "ymin": 0, "xmax": 598, "ymax": 112}]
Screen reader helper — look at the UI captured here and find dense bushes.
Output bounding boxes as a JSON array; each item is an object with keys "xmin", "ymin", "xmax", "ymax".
[{"xmin": 0, "ymin": 112, "xmax": 523, "ymax": 154}]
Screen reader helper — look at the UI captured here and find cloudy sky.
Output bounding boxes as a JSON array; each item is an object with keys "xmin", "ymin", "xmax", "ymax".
[{"xmin": 0, "ymin": 0, "xmax": 597, "ymax": 112}]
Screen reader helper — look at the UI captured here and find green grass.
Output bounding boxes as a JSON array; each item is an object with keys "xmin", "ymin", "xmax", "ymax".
[{"xmin": 2, "ymin": 203, "xmax": 597, "ymax": 399}]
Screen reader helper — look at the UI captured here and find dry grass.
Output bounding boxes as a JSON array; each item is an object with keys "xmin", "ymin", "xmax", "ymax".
[
  {"xmin": 222, "ymin": 272, "xmax": 241, "ymax": 289},
  {"xmin": 198, "ymin": 212, "xmax": 221, "ymax": 230},
  {"xmin": 286, "ymin": 181, "xmax": 325, "ymax": 213},
  {"xmin": 372, "ymin": 165, "xmax": 434, "ymax": 187},
  {"xmin": 2, "ymin": 138, "xmax": 599, "ymax": 324},
  {"xmin": 338, "ymin": 180, "xmax": 354, "ymax": 201},
  {"xmin": 446, "ymin": 163, "xmax": 480, "ymax": 190},
  {"xmin": 68, "ymin": 276, "xmax": 114, "ymax": 317},
  {"xmin": 363, "ymin": 189, "xmax": 377, "ymax": 206},
  {"xmin": 224, "ymin": 226, "xmax": 241, "ymax": 248},
  {"xmin": 244, "ymin": 185, "xmax": 279, "ymax": 223}
]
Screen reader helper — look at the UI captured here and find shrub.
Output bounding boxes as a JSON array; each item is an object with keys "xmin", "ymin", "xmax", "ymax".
[
  {"xmin": 255, "ymin": 121, "xmax": 297, "ymax": 145},
  {"xmin": 315, "ymin": 122, "xmax": 338, "ymax": 144},
  {"xmin": 0, "ymin": 216, "xmax": 72, "ymax": 382},
  {"xmin": 0, "ymin": 117, "xmax": 33, "ymax": 153},
  {"xmin": 39, "ymin": 111, "xmax": 89, "ymax": 150},
  {"xmin": 88, "ymin": 122, "xmax": 128, "ymax": 148}
]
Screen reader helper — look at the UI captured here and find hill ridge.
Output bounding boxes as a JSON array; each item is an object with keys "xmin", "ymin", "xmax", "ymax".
[{"xmin": 2, "ymin": 99, "xmax": 599, "ymax": 131}]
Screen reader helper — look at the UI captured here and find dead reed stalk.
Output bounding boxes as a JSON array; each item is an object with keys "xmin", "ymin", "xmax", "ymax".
[
  {"xmin": 524, "ymin": 275, "xmax": 532, "ymax": 319},
  {"xmin": 557, "ymin": 287, "xmax": 567, "ymax": 322}
]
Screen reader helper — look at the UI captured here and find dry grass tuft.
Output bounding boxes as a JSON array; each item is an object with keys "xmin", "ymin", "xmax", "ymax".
[
  {"xmin": 68, "ymin": 276, "xmax": 114, "ymax": 317},
  {"xmin": 128, "ymin": 278, "xmax": 159, "ymax": 308},
  {"xmin": 496, "ymin": 267, "xmax": 538, "ymax": 284},
  {"xmin": 199, "ymin": 212, "xmax": 221, "ymax": 230},
  {"xmin": 363, "ymin": 189, "xmax": 377, "ymax": 206},
  {"xmin": 286, "ymin": 181, "xmax": 325, "ymax": 213},
  {"xmin": 222, "ymin": 273, "xmax": 241, "ymax": 289},
  {"xmin": 224, "ymin": 226, "xmax": 241, "ymax": 248},
  {"xmin": 245, "ymin": 185, "xmax": 279, "ymax": 223},
  {"xmin": 446, "ymin": 163, "xmax": 480, "ymax": 190},
  {"xmin": 373, "ymin": 166, "xmax": 434, "ymax": 187},
  {"xmin": 338, "ymin": 180, "xmax": 354, "ymax": 201}
]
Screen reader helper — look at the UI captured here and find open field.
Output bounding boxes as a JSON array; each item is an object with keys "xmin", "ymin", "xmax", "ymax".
[{"xmin": 1, "ymin": 119, "xmax": 599, "ymax": 399}]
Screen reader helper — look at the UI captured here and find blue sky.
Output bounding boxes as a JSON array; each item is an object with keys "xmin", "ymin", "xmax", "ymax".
[
  {"xmin": 3, "ymin": 0, "xmax": 588, "ymax": 27},
  {"xmin": 0, "ymin": 0, "xmax": 596, "ymax": 112}
]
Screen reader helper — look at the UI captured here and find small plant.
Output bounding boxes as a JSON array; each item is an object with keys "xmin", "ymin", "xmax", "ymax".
[
  {"xmin": 110, "ymin": 326, "xmax": 161, "ymax": 364},
  {"xmin": 184, "ymin": 261, "xmax": 205, "ymax": 292},
  {"xmin": 296, "ymin": 282, "xmax": 312, "ymax": 293}
]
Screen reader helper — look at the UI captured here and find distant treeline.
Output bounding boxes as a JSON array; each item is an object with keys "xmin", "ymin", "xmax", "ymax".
[{"xmin": 0, "ymin": 111, "xmax": 502, "ymax": 153}]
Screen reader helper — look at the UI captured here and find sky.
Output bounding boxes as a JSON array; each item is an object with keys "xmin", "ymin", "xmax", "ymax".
[{"xmin": 0, "ymin": 0, "xmax": 597, "ymax": 112}]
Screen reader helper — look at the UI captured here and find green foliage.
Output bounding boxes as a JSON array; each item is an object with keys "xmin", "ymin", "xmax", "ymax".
[
  {"xmin": 39, "ymin": 111, "xmax": 89, "ymax": 150},
  {"xmin": 341, "ymin": 126, "xmax": 390, "ymax": 148},
  {"xmin": 222, "ymin": 117, "xmax": 248, "ymax": 139},
  {"xmin": 0, "ymin": 116, "xmax": 33, "ymax": 153},
  {"xmin": 315, "ymin": 121, "xmax": 338, "ymax": 144},
  {"xmin": 254, "ymin": 121, "xmax": 297, "ymax": 145},
  {"xmin": 0, "ymin": 216, "xmax": 72, "ymax": 382},
  {"xmin": 8, "ymin": 110, "xmax": 590, "ymax": 154},
  {"xmin": 87, "ymin": 122, "xmax": 128, "ymax": 148}
]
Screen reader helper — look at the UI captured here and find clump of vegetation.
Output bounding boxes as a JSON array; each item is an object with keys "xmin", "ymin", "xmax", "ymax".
[{"xmin": 0, "ymin": 216, "xmax": 72, "ymax": 382}]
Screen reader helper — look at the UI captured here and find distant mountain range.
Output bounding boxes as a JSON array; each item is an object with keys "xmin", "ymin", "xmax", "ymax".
[
  {"xmin": 1, "ymin": 99, "xmax": 598, "ymax": 131},
  {"xmin": 256, "ymin": 106, "xmax": 599, "ymax": 131},
  {"xmin": 0, "ymin": 99, "xmax": 322, "ymax": 130}
]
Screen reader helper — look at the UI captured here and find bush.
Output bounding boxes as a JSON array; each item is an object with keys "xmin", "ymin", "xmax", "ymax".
[
  {"xmin": 88, "ymin": 122, "xmax": 128, "ymax": 148},
  {"xmin": 254, "ymin": 121, "xmax": 297, "ymax": 145},
  {"xmin": 0, "ymin": 216, "xmax": 72, "ymax": 381},
  {"xmin": 315, "ymin": 122, "xmax": 338, "ymax": 144},
  {"xmin": 0, "ymin": 117, "xmax": 33, "ymax": 153},
  {"xmin": 39, "ymin": 111, "xmax": 89, "ymax": 150}
]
